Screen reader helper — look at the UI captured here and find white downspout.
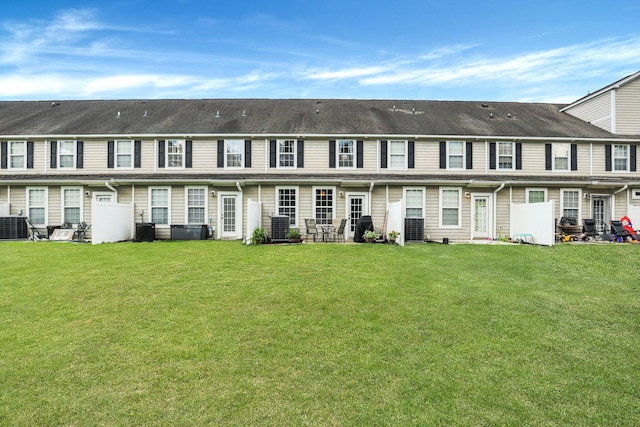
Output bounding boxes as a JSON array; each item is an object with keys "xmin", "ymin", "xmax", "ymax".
[
  {"xmin": 105, "ymin": 180, "xmax": 117, "ymax": 194},
  {"xmin": 369, "ymin": 181, "xmax": 375, "ymax": 215},
  {"xmin": 493, "ymin": 182, "xmax": 506, "ymax": 238},
  {"xmin": 613, "ymin": 184, "xmax": 628, "ymax": 219}
]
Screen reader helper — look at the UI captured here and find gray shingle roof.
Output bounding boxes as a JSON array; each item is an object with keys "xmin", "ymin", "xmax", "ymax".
[{"xmin": 0, "ymin": 98, "xmax": 622, "ymax": 139}]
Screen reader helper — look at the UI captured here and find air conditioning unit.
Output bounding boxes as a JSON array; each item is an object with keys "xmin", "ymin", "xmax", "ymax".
[
  {"xmin": 404, "ymin": 217, "xmax": 425, "ymax": 242},
  {"xmin": 271, "ymin": 215, "xmax": 290, "ymax": 242},
  {"xmin": 0, "ymin": 216, "xmax": 28, "ymax": 240}
]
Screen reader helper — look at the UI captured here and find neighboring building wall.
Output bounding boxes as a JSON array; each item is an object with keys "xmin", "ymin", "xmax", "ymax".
[
  {"xmin": 564, "ymin": 91, "xmax": 613, "ymax": 132},
  {"xmin": 616, "ymin": 78, "xmax": 640, "ymax": 135}
]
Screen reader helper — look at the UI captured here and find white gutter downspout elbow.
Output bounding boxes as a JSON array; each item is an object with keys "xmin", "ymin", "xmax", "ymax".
[
  {"xmin": 105, "ymin": 180, "xmax": 118, "ymax": 194},
  {"xmin": 614, "ymin": 184, "xmax": 628, "ymax": 195},
  {"xmin": 236, "ymin": 181, "xmax": 243, "ymax": 192}
]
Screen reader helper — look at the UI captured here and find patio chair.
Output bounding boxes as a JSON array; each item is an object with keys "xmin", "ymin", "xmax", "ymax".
[
  {"xmin": 581, "ymin": 219, "xmax": 601, "ymax": 242},
  {"xmin": 609, "ymin": 220, "xmax": 633, "ymax": 242},
  {"xmin": 305, "ymin": 218, "xmax": 320, "ymax": 242},
  {"xmin": 328, "ymin": 218, "xmax": 347, "ymax": 243}
]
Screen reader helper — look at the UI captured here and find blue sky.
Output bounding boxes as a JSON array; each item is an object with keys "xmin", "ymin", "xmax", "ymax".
[{"xmin": 1, "ymin": 0, "xmax": 640, "ymax": 102}]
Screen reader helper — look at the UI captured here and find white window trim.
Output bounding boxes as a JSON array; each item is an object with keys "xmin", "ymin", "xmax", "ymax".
[
  {"xmin": 58, "ymin": 140, "xmax": 77, "ymax": 170},
  {"xmin": 276, "ymin": 139, "xmax": 297, "ymax": 169},
  {"xmin": 225, "ymin": 139, "xmax": 245, "ymax": 169},
  {"xmin": 185, "ymin": 186, "xmax": 208, "ymax": 225},
  {"xmin": 526, "ymin": 188, "xmax": 548, "ymax": 203},
  {"xmin": 403, "ymin": 186, "xmax": 426, "ymax": 219},
  {"xmin": 552, "ymin": 143, "xmax": 570, "ymax": 172},
  {"xmin": 388, "ymin": 139, "xmax": 408, "ymax": 170},
  {"xmin": 166, "ymin": 139, "xmax": 185, "ymax": 169},
  {"xmin": 115, "ymin": 139, "xmax": 134, "ymax": 170},
  {"xmin": 497, "ymin": 141, "xmax": 515, "ymax": 171},
  {"xmin": 439, "ymin": 187, "xmax": 462, "ymax": 228},
  {"xmin": 61, "ymin": 186, "xmax": 83, "ymax": 225},
  {"xmin": 8, "ymin": 141, "xmax": 27, "ymax": 170},
  {"xmin": 27, "ymin": 186, "xmax": 48, "ymax": 226},
  {"xmin": 560, "ymin": 188, "xmax": 582, "ymax": 220},
  {"xmin": 447, "ymin": 141, "xmax": 466, "ymax": 170},
  {"xmin": 275, "ymin": 186, "xmax": 299, "ymax": 227},
  {"xmin": 336, "ymin": 139, "xmax": 356, "ymax": 169},
  {"xmin": 149, "ymin": 186, "xmax": 171, "ymax": 227},
  {"xmin": 612, "ymin": 144, "xmax": 630, "ymax": 173},
  {"xmin": 312, "ymin": 186, "xmax": 336, "ymax": 223}
]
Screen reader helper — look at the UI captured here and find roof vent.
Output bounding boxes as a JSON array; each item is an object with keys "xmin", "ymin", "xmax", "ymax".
[
  {"xmin": 490, "ymin": 112, "xmax": 494, "ymax": 118},
  {"xmin": 241, "ymin": 110, "xmax": 247, "ymax": 117},
  {"xmin": 316, "ymin": 109, "xmax": 319, "ymax": 114},
  {"xmin": 481, "ymin": 103, "xmax": 489, "ymax": 108},
  {"xmin": 507, "ymin": 113, "xmax": 512, "ymax": 118},
  {"xmin": 116, "ymin": 111, "xmax": 121, "ymax": 118},
  {"xmin": 412, "ymin": 108, "xmax": 415, "ymax": 114},
  {"xmin": 143, "ymin": 110, "xmax": 148, "ymax": 117},
  {"xmin": 215, "ymin": 111, "xmax": 220, "ymax": 118}
]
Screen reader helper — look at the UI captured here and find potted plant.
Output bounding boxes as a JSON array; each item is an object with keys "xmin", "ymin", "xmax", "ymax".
[
  {"xmin": 363, "ymin": 230, "xmax": 380, "ymax": 243},
  {"xmin": 286, "ymin": 228, "xmax": 302, "ymax": 243},
  {"xmin": 251, "ymin": 226, "xmax": 268, "ymax": 245},
  {"xmin": 388, "ymin": 230, "xmax": 400, "ymax": 244}
]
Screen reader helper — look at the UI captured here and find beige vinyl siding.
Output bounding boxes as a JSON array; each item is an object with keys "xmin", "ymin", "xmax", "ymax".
[
  {"xmin": 616, "ymin": 79, "xmax": 640, "ymax": 134},
  {"xmin": 413, "ymin": 140, "xmax": 439, "ymax": 174},
  {"xmin": 564, "ymin": 91, "xmax": 612, "ymax": 132},
  {"xmin": 521, "ymin": 142, "xmax": 543, "ymax": 173}
]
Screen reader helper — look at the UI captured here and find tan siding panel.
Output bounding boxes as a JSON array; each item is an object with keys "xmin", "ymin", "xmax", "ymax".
[
  {"xmin": 616, "ymin": 79, "xmax": 640, "ymax": 134},
  {"xmin": 565, "ymin": 92, "xmax": 612, "ymax": 132}
]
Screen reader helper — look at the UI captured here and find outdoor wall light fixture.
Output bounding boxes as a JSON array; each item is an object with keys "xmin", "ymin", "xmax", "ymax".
[
  {"xmin": 211, "ymin": 190, "xmax": 216, "ymax": 197},
  {"xmin": 85, "ymin": 191, "xmax": 91, "ymax": 198},
  {"xmin": 339, "ymin": 191, "xmax": 344, "ymax": 198},
  {"xmin": 464, "ymin": 192, "xmax": 470, "ymax": 198}
]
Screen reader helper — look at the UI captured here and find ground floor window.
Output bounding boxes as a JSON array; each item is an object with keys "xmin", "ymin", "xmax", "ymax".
[
  {"xmin": 186, "ymin": 187, "xmax": 206, "ymax": 224},
  {"xmin": 526, "ymin": 188, "xmax": 547, "ymax": 203},
  {"xmin": 561, "ymin": 189, "xmax": 581, "ymax": 219},
  {"xmin": 440, "ymin": 187, "xmax": 461, "ymax": 227},
  {"xmin": 62, "ymin": 187, "xmax": 82, "ymax": 224},
  {"xmin": 150, "ymin": 187, "xmax": 170, "ymax": 225},
  {"xmin": 27, "ymin": 187, "xmax": 47, "ymax": 225},
  {"xmin": 277, "ymin": 187, "xmax": 298, "ymax": 226},
  {"xmin": 404, "ymin": 187, "xmax": 424, "ymax": 218},
  {"xmin": 314, "ymin": 187, "xmax": 334, "ymax": 225}
]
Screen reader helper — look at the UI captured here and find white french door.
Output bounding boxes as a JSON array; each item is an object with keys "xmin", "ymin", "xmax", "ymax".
[
  {"xmin": 346, "ymin": 193, "xmax": 369, "ymax": 238},
  {"xmin": 218, "ymin": 192, "xmax": 242, "ymax": 239},
  {"xmin": 471, "ymin": 194, "xmax": 493, "ymax": 239}
]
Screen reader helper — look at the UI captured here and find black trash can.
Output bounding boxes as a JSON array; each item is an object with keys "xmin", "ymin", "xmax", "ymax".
[
  {"xmin": 353, "ymin": 215, "xmax": 374, "ymax": 243},
  {"xmin": 135, "ymin": 223, "xmax": 155, "ymax": 242}
]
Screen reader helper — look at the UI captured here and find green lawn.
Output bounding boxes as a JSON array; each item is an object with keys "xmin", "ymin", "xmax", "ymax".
[{"xmin": 1, "ymin": 241, "xmax": 639, "ymax": 426}]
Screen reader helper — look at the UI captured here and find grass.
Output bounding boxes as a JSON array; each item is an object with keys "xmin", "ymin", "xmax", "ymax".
[{"xmin": 0, "ymin": 241, "xmax": 639, "ymax": 426}]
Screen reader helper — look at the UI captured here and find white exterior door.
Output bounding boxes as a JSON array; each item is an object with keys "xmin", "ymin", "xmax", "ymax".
[
  {"xmin": 218, "ymin": 192, "xmax": 242, "ymax": 239},
  {"xmin": 591, "ymin": 195, "xmax": 611, "ymax": 232},
  {"xmin": 471, "ymin": 194, "xmax": 493, "ymax": 239},
  {"xmin": 346, "ymin": 193, "xmax": 369, "ymax": 238}
]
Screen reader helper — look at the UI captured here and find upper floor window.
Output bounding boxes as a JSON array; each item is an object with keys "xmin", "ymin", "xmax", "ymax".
[
  {"xmin": 51, "ymin": 140, "xmax": 82, "ymax": 169},
  {"xmin": 605, "ymin": 144, "xmax": 636, "ymax": 173},
  {"xmin": 614, "ymin": 144, "xmax": 629, "ymax": 172},
  {"xmin": 338, "ymin": 140, "xmax": 355, "ymax": 168},
  {"xmin": 167, "ymin": 139, "xmax": 184, "ymax": 168},
  {"xmin": 226, "ymin": 139, "xmax": 244, "ymax": 168},
  {"xmin": 404, "ymin": 187, "xmax": 424, "ymax": 218},
  {"xmin": 116, "ymin": 140, "xmax": 133, "ymax": 168},
  {"xmin": 278, "ymin": 140, "xmax": 296, "ymax": 168},
  {"xmin": 388, "ymin": 140, "xmax": 407, "ymax": 169},
  {"xmin": 9, "ymin": 141, "xmax": 26, "ymax": 169},
  {"xmin": 59, "ymin": 140, "xmax": 76, "ymax": 169},
  {"xmin": 498, "ymin": 142, "xmax": 514, "ymax": 170},
  {"xmin": 553, "ymin": 143, "xmax": 570, "ymax": 170},
  {"xmin": 447, "ymin": 141, "xmax": 465, "ymax": 169}
]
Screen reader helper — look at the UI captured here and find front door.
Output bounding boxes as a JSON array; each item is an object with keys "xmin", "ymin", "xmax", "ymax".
[
  {"xmin": 219, "ymin": 192, "xmax": 242, "ymax": 239},
  {"xmin": 591, "ymin": 195, "xmax": 610, "ymax": 232},
  {"xmin": 471, "ymin": 194, "xmax": 492, "ymax": 239},
  {"xmin": 347, "ymin": 193, "xmax": 369, "ymax": 238}
]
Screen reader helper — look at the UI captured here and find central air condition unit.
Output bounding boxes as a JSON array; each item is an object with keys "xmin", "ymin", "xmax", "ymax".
[
  {"xmin": 170, "ymin": 224, "xmax": 208, "ymax": 240},
  {"xmin": 271, "ymin": 215, "xmax": 290, "ymax": 242},
  {"xmin": 404, "ymin": 217, "xmax": 425, "ymax": 242},
  {"xmin": 0, "ymin": 216, "xmax": 28, "ymax": 240}
]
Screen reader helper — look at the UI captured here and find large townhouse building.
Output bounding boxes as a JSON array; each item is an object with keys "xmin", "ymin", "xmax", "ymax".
[{"xmin": 1, "ymin": 72, "xmax": 640, "ymax": 242}]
